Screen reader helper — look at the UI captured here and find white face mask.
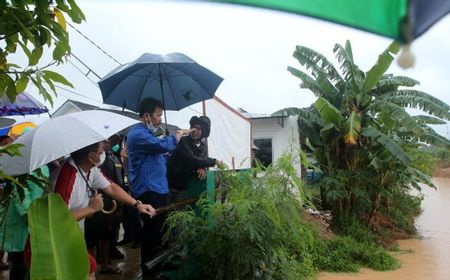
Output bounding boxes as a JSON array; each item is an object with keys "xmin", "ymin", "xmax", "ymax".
[
  {"xmin": 95, "ymin": 151, "xmax": 106, "ymax": 167},
  {"xmin": 146, "ymin": 121, "xmax": 158, "ymax": 132}
]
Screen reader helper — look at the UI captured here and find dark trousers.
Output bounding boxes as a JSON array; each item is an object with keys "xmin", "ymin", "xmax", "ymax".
[
  {"xmin": 121, "ymin": 204, "xmax": 142, "ymax": 243},
  {"xmin": 138, "ymin": 191, "xmax": 170, "ymax": 276},
  {"xmin": 7, "ymin": 251, "xmax": 26, "ymax": 280}
]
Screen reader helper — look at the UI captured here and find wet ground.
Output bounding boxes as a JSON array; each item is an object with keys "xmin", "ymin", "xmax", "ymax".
[
  {"xmin": 0, "ymin": 238, "xmax": 142, "ymax": 280},
  {"xmin": 319, "ymin": 177, "xmax": 450, "ymax": 280},
  {"xmin": 96, "ymin": 242, "xmax": 141, "ymax": 280}
]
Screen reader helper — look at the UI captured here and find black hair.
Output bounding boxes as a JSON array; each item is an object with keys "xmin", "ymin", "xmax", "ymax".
[
  {"xmin": 71, "ymin": 142, "xmax": 100, "ymax": 163},
  {"xmin": 189, "ymin": 116, "xmax": 211, "ymax": 138},
  {"xmin": 139, "ymin": 97, "xmax": 164, "ymax": 118}
]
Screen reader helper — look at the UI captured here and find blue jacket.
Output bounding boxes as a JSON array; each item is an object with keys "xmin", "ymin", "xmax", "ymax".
[{"xmin": 127, "ymin": 123, "xmax": 177, "ymax": 197}]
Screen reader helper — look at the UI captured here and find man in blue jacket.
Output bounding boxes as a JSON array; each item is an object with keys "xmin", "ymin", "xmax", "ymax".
[{"xmin": 127, "ymin": 97, "xmax": 183, "ymax": 278}]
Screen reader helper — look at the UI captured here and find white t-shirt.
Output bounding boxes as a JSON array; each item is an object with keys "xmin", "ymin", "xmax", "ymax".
[{"xmin": 51, "ymin": 158, "xmax": 111, "ymax": 228}]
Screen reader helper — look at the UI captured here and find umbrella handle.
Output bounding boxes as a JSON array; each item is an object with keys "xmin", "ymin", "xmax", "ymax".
[{"xmin": 101, "ymin": 200, "xmax": 117, "ymax": 214}]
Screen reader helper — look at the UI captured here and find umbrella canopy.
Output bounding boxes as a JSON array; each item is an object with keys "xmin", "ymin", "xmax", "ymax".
[
  {"xmin": 98, "ymin": 52, "xmax": 223, "ymax": 113},
  {"xmin": 0, "ymin": 110, "xmax": 139, "ymax": 176},
  {"xmin": 0, "ymin": 117, "xmax": 15, "ymax": 128},
  {"xmin": 0, "ymin": 91, "xmax": 48, "ymax": 116},
  {"xmin": 0, "ymin": 121, "xmax": 36, "ymax": 137},
  {"xmin": 213, "ymin": 0, "xmax": 450, "ymax": 43}
]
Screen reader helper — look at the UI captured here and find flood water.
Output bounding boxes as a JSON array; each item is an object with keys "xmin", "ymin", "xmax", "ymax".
[{"xmin": 319, "ymin": 177, "xmax": 450, "ymax": 280}]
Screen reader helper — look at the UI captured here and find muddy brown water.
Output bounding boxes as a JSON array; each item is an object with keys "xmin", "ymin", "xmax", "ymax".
[{"xmin": 319, "ymin": 177, "xmax": 450, "ymax": 280}]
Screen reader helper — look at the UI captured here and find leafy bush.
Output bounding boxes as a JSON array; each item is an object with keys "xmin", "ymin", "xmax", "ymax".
[{"xmin": 165, "ymin": 155, "xmax": 399, "ymax": 279}]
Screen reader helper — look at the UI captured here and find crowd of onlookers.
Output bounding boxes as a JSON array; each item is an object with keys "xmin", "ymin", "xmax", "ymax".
[{"xmin": 0, "ymin": 97, "xmax": 220, "ymax": 280}]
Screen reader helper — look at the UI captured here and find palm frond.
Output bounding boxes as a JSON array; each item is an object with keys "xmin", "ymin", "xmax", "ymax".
[
  {"xmin": 376, "ymin": 76, "xmax": 420, "ymax": 92},
  {"xmin": 344, "ymin": 111, "xmax": 361, "ymax": 145},
  {"xmin": 362, "ymin": 41, "xmax": 401, "ymax": 94},
  {"xmin": 333, "ymin": 42, "xmax": 364, "ymax": 87},
  {"xmin": 417, "ymin": 125, "xmax": 450, "ymax": 146},
  {"xmin": 274, "ymin": 107, "xmax": 323, "ymax": 147},
  {"xmin": 372, "ymin": 101, "xmax": 424, "ymax": 134},
  {"xmin": 361, "ymin": 127, "xmax": 411, "ymax": 164},
  {"xmin": 292, "ymin": 45, "xmax": 344, "ymax": 84},
  {"xmin": 380, "ymin": 90, "xmax": 450, "ymax": 120},
  {"xmin": 315, "ymin": 97, "xmax": 343, "ymax": 127},
  {"xmin": 412, "ymin": 115, "xmax": 447, "ymax": 125},
  {"xmin": 287, "ymin": 66, "xmax": 327, "ymax": 97},
  {"xmin": 407, "ymin": 167, "xmax": 435, "ymax": 188}
]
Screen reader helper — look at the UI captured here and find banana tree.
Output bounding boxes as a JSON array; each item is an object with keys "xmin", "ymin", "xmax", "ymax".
[{"xmin": 278, "ymin": 40, "xmax": 450, "ymax": 221}]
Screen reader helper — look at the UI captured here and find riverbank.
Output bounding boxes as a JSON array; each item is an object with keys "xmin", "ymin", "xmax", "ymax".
[{"xmin": 319, "ymin": 177, "xmax": 450, "ymax": 280}]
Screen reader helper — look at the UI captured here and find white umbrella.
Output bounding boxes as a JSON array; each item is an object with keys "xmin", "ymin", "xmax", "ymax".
[{"xmin": 0, "ymin": 110, "xmax": 139, "ymax": 176}]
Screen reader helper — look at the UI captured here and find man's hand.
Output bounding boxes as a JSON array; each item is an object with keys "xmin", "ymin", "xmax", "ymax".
[
  {"xmin": 175, "ymin": 130, "xmax": 183, "ymax": 142},
  {"xmin": 180, "ymin": 128, "xmax": 195, "ymax": 135},
  {"xmin": 137, "ymin": 203, "xmax": 156, "ymax": 217},
  {"xmin": 196, "ymin": 168, "xmax": 207, "ymax": 180},
  {"xmin": 120, "ymin": 148, "xmax": 128, "ymax": 159},
  {"xmin": 88, "ymin": 193, "xmax": 104, "ymax": 213}
]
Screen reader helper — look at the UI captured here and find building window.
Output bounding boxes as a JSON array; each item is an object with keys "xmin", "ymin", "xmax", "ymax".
[{"xmin": 253, "ymin": 138, "xmax": 273, "ymax": 167}]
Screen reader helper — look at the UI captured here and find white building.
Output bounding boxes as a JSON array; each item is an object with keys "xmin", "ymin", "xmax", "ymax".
[{"xmin": 239, "ymin": 109, "xmax": 301, "ymax": 176}]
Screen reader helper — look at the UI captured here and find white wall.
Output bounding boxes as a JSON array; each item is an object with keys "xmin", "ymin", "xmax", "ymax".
[
  {"xmin": 205, "ymin": 97, "xmax": 252, "ymax": 169},
  {"xmin": 251, "ymin": 115, "xmax": 301, "ymax": 176}
]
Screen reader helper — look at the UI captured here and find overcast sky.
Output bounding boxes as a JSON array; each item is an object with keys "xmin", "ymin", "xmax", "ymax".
[{"xmin": 20, "ymin": 0, "xmax": 450, "ymax": 137}]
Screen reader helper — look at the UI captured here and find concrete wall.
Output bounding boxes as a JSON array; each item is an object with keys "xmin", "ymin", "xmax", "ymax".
[{"xmin": 251, "ymin": 115, "xmax": 301, "ymax": 176}]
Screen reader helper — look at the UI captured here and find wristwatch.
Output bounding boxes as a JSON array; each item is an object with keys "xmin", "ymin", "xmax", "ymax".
[{"xmin": 133, "ymin": 200, "xmax": 143, "ymax": 208}]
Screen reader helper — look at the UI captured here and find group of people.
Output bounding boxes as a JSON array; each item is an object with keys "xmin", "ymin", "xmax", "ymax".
[
  {"xmin": 0, "ymin": 97, "xmax": 220, "ymax": 280},
  {"xmin": 127, "ymin": 97, "xmax": 220, "ymax": 279}
]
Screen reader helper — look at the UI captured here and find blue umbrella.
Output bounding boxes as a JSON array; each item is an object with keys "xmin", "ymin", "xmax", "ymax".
[{"xmin": 98, "ymin": 53, "xmax": 223, "ymax": 122}]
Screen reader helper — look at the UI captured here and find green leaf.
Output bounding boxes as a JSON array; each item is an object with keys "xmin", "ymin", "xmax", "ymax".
[
  {"xmin": 53, "ymin": 41, "xmax": 68, "ymax": 61},
  {"xmin": 6, "ymin": 76, "xmax": 17, "ymax": 101},
  {"xmin": 42, "ymin": 73, "xmax": 56, "ymax": 93},
  {"xmin": 18, "ymin": 41, "xmax": 33, "ymax": 66},
  {"xmin": 67, "ymin": 0, "xmax": 86, "ymax": 22},
  {"xmin": 38, "ymin": 26, "xmax": 52, "ymax": 47},
  {"xmin": 42, "ymin": 70, "xmax": 73, "ymax": 87},
  {"xmin": 344, "ymin": 111, "xmax": 361, "ymax": 145},
  {"xmin": 362, "ymin": 40, "xmax": 401, "ymax": 93},
  {"xmin": 315, "ymin": 97, "xmax": 343, "ymax": 127},
  {"xmin": 412, "ymin": 115, "xmax": 446, "ymax": 125},
  {"xmin": 5, "ymin": 33, "xmax": 19, "ymax": 53},
  {"xmin": 15, "ymin": 74, "xmax": 30, "ymax": 93},
  {"xmin": 28, "ymin": 194, "xmax": 89, "ymax": 280},
  {"xmin": 30, "ymin": 77, "xmax": 54, "ymax": 107},
  {"xmin": 29, "ymin": 47, "xmax": 43, "ymax": 66},
  {"xmin": 361, "ymin": 127, "xmax": 411, "ymax": 164}
]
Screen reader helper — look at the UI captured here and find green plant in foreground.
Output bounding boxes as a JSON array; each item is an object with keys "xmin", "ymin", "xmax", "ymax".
[{"xmin": 165, "ymin": 155, "xmax": 399, "ymax": 279}]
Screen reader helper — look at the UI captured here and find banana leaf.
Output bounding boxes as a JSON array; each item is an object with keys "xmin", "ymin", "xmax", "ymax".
[{"xmin": 28, "ymin": 194, "xmax": 89, "ymax": 280}]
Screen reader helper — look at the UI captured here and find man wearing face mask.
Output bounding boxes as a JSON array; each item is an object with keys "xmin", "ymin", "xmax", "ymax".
[
  {"xmin": 51, "ymin": 141, "xmax": 156, "ymax": 278},
  {"xmin": 127, "ymin": 97, "xmax": 186, "ymax": 278}
]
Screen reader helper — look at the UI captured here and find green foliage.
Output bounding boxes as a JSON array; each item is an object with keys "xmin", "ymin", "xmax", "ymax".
[
  {"xmin": 380, "ymin": 188, "xmax": 423, "ymax": 235},
  {"xmin": 165, "ymin": 156, "xmax": 316, "ymax": 279},
  {"xmin": 282, "ymin": 40, "xmax": 449, "ymax": 237},
  {"xmin": 315, "ymin": 236, "xmax": 399, "ymax": 272},
  {"xmin": 0, "ymin": 0, "xmax": 83, "ymax": 104},
  {"xmin": 405, "ymin": 145, "xmax": 436, "ymax": 177},
  {"xmin": 165, "ymin": 155, "xmax": 399, "ymax": 279},
  {"xmin": 28, "ymin": 194, "xmax": 89, "ymax": 280}
]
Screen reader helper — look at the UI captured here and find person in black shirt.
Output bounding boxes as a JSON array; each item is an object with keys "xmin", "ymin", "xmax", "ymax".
[{"xmin": 167, "ymin": 116, "xmax": 219, "ymax": 202}]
